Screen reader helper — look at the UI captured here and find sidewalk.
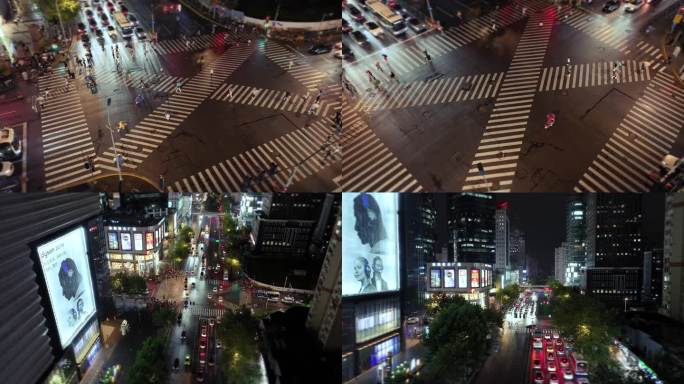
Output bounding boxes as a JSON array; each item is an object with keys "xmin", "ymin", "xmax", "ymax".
[{"xmin": 345, "ymin": 340, "xmax": 426, "ymax": 384}]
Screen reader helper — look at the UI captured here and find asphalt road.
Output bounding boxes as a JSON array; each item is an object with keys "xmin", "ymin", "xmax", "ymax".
[{"xmin": 341, "ymin": 0, "xmax": 684, "ymax": 192}]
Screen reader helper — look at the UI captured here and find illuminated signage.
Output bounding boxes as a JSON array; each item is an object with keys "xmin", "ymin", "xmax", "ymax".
[
  {"xmin": 471, "ymin": 269, "xmax": 480, "ymax": 288},
  {"xmin": 342, "ymin": 193, "xmax": 399, "ymax": 296},
  {"xmin": 120, "ymin": 233, "xmax": 132, "ymax": 251},
  {"xmin": 107, "ymin": 232, "xmax": 118, "ymax": 250},
  {"xmin": 36, "ymin": 227, "xmax": 97, "ymax": 348},
  {"xmin": 444, "ymin": 268, "xmax": 455, "ymax": 288},
  {"xmin": 133, "ymin": 233, "xmax": 143, "ymax": 251},
  {"xmin": 146, "ymin": 232, "xmax": 153, "ymax": 250},
  {"xmin": 355, "ymin": 300, "xmax": 400, "ymax": 344},
  {"xmin": 458, "ymin": 269, "xmax": 468, "ymax": 288},
  {"xmin": 430, "ymin": 269, "xmax": 441, "ymax": 288}
]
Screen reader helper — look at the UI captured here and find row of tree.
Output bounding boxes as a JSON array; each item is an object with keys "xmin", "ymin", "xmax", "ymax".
[
  {"xmin": 110, "ymin": 272, "xmax": 147, "ymax": 294},
  {"xmin": 216, "ymin": 307, "xmax": 262, "ymax": 384},
  {"xmin": 167, "ymin": 225, "xmax": 194, "ymax": 269}
]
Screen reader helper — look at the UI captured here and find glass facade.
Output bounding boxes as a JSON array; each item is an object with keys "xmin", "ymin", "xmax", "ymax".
[{"xmin": 354, "ymin": 297, "xmax": 400, "ymax": 344}]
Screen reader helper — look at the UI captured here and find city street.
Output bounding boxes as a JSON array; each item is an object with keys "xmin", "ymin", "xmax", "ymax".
[
  {"xmin": 8, "ymin": 0, "xmax": 342, "ymax": 192},
  {"xmin": 341, "ymin": 0, "xmax": 684, "ymax": 192}
]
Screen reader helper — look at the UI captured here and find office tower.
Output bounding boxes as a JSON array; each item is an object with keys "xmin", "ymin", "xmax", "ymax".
[
  {"xmin": 447, "ymin": 193, "xmax": 496, "ymax": 265},
  {"xmin": 555, "ymin": 243, "xmax": 567, "ymax": 285},
  {"xmin": 643, "ymin": 249, "xmax": 664, "ymax": 305},
  {"xmin": 402, "ymin": 194, "xmax": 437, "ymax": 317},
  {"xmin": 662, "ymin": 193, "xmax": 684, "ymax": 322},
  {"xmin": 565, "ymin": 196, "xmax": 587, "ymax": 287},
  {"xmin": 495, "ymin": 201, "xmax": 510, "ymax": 272}
]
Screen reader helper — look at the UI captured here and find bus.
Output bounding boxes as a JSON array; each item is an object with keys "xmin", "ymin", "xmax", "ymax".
[
  {"xmin": 266, "ymin": 291, "xmax": 281, "ymax": 302},
  {"xmin": 366, "ymin": 0, "xmax": 407, "ymax": 36},
  {"xmin": 113, "ymin": 12, "xmax": 134, "ymax": 39},
  {"xmin": 573, "ymin": 352, "xmax": 589, "ymax": 376}
]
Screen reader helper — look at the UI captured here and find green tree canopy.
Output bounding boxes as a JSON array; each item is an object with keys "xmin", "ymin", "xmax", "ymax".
[
  {"xmin": 111, "ymin": 272, "xmax": 147, "ymax": 294},
  {"xmin": 126, "ymin": 336, "xmax": 169, "ymax": 384},
  {"xmin": 216, "ymin": 308, "xmax": 261, "ymax": 384},
  {"xmin": 35, "ymin": 0, "xmax": 80, "ymax": 24}
]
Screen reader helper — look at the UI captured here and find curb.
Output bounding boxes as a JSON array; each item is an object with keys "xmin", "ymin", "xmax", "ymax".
[{"xmin": 661, "ymin": 32, "xmax": 684, "ymax": 88}]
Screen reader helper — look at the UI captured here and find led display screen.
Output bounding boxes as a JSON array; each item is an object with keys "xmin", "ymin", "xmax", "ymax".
[
  {"xmin": 146, "ymin": 232, "xmax": 153, "ymax": 250},
  {"xmin": 37, "ymin": 227, "xmax": 97, "ymax": 348},
  {"xmin": 355, "ymin": 297, "xmax": 400, "ymax": 344},
  {"xmin": 471, "ymin": 269, "xmax": 480, "ymax": 288},
  {"xmin": 458, "ymin": 269, "xmax": 468, "ymax": 288},
  {"xmin": 342, "ymin": 193, "xmax": 399, "ymax": 296},
  {"xmin": 120, "ymin": 233, "xmax": 132, "ymax": 251},
  {"xmin": 107, "ymin": 232, "xmax": 118, "ymax": 250},
  {"xmin": 430, "ymin": 269, "xmax": 441, "ymax": 288},
  {"xmin": 133, "ymin": 233, "xmax": 143, "ymax": 251},
  {"xmin": 444, "ymin": 268, "xmax": 455, "ymax": 288}
]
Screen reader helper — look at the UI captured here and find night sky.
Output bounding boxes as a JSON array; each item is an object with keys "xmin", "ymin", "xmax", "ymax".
[{"xmin": 429, "ymin": 194, "xmax": 666, "ymax": 278}]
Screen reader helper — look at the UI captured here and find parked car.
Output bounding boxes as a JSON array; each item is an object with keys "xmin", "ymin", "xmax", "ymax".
[
  {"xmin": 602, "ymin": 0, "xmax": 621, "ymax": 12},
  {"xmin": 0, "ymin": 128, "xmax": 22, "ymax": 161},
  {"xmin": 308, "ymin": 43, "xmax": 332, "ymax": 55},
  {"xmin": 625, "ymin": 0, "xmax": 644, "ymax": 12}
]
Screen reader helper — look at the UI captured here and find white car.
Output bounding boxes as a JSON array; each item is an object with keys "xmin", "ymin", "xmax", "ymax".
[
  {"xmin": 281, "ymin": 296, "xmax": 295, "ymax": 304},
  {"xmin": 625, "ymin": 0, "xmax": 644, "ymax": 12},
  {"xmin": 407, "ymin": 317, "xmax": 420, "ymax": 324},
  {"xmin": 563, "ymin": 369, "xmax": 573, "ymax": 380},
  {"xmin": 547, "ymin": 361, "xmax": 556, "ymax": 372},
  {"xmin": 0, "ymin": 128, "xmax": 22, "ymax": 161},
  {"xmin": 365, "ymin": 21, "xmax": 384, "ymax": 37},
  {"xmin": 533, "ymin": 338, "xmax": 543, "ymax": 349},
  {"xmin": 0, "ymin": 161, "xmax": 14, "ymax": 178}
]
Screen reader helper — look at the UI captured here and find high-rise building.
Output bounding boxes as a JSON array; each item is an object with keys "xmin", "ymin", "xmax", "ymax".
[
  {"xmin": 401, "ymin": 194, "xmax": 437, "ymax": 317},
  {"xmin": 555, "ymin": 243, "xmax": 567, "ymax": 285},
  {"xmin": 306, "ymin": 207, "xmax": 341, "ymax": 351},
  {"xmin": 585, "ymin": 194, "xmax": 644, "ymax": 306},
  {"xmin": 662, "ymin": 193, "xmax": 684, "ymax": 322},
  {"xmin": 495, "ymin": 202, "xmax": 510, "ymax": 272},
  {"xmin": 643, "ymin": 249, "xmax": 664, "ymax": 305},
  {"xmin": 447, "ymin": 193, "xmax": 495, "ymax": 265},
  {"xmin": 509, "ymin": 228, "xmax": 526, "ymax": 271},
  {"xmin": 0, "ymin": 194, "xmax": 105, "ymax": 384},
  {"xmin": 565, "ymin": 196, "xmax": 587, "ymax": 287}
]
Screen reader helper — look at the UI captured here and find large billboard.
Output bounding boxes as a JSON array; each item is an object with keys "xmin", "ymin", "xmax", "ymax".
[
  {"xmin": 458, "ymin": 268, "xmax": 468, "ymax": 288},
  {"xmin": 430, "ymin": 269, "xmax": 441, "ymax": 288},
  {"xmin": 36, "ymin": 227, "xmax": 97, "ymax": 349},
  {"xmin": 342, "ymin": 193, "xmax": 399, "ymax": 296},
  {"xmin": 444, "ymin": 268, "xmax": 455, "ymax": 288}
]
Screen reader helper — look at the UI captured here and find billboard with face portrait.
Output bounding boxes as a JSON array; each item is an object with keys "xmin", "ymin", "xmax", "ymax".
[
  {"xmin": 342, "ymin": 193, "xmax": 399, "ymax": 296},
  {"xmin": 444, "ymin": 268, "xmax": 455, "ymax": 288},
  {"xmin": 36, "ymin": 227, "xmax": 97, "ymax": 349}
]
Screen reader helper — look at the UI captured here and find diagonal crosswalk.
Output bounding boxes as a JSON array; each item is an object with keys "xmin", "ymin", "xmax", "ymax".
[
  {"xmin": 94, "ymin": 45, "xmax": 255, "ymax": 172},
  {"xmin": 262, "ymin": 41, "xmax": 328, "ymax": 91},
  {"xmin": 574, "ymin": 71, "xmax": 684, "ymax": 192},
  {"xmin": 559, "ymin": 7, "xmax": 631, "ymax": 53},
  {"xmin": 168, "ymin": 114, "xmax": 340, "ymax": 192},
  {"xmin": 208, "ymin": 83, "xmax": 342, "ymax": 117},
  {"xmin": 353, "ymin": 72, "xmax": 504, "ymax": 112},
  {"xmin": 339, "ymin": 102, "xmax": 424, "ymax": 192},
  {"xmin": 38, "ymin": 68, "xmax": 101, "ymax": 191},
  {"xmin": 152, "ymin": 30, "xmax": 246, "ymax": 55},
  {"xmin": 462, "ymin": 7, "xmax": 555, "ymax": 192},
  {"xmin": 538, "ymin": 60, "xmax": 652, "ymax": 91}
]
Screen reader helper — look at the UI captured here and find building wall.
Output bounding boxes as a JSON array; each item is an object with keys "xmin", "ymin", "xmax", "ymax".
[
  {"xmin": 555, "ymin": 245, "xmax": 565, "ymax": 285},
  {"xmin": 495, "ymin": 205, "xmax": 510, "ymax": 271},
  {"xmin": 0, "ymin": 193, "xmax": 103, "ymax": 384},
  {"xmin": 447, "ymin": 193, "xmax": 495, "ymax": 265},
  {"xmin": 402, "ymin": 194, "xmax": 436, "ymax": 317},
  {"xmin": 586, "ymin": 268, "xmax": 642, "ymax": 307},
  {"xmin": 663, "ymin": 193, "xmax": 684, "ymax": 322},
  {"xmin": 565, "ymin": 196, "xmax": 588, "ymax": 286}
]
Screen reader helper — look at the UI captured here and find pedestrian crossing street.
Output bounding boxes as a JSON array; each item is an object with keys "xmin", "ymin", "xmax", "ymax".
[
  {"xmin": 38, "ymin": 68, "xmax": 101, "ymax": 191},
  {"xmin": 574, "ymin": 71, "xmax": 684, "ymax": 192},
  {"xmin": 90, "ymin": 68, "xmax": 188, "ymax": 94},
  {"xmin": 352, "ymin": 72, "xmax": 504, "ymax": 112},
  {"xmin": 345, "ymin": 0, "xmax": 547, "ymax": 89},
  {"xmin": 262, "ymin": 41, "xmax": 328, "ymax": 91},
  {"xmin": 462, "ymin": 7, "xmax": 555, "ymax": 192},
  {"xmin": 339, "ymin": 103, "xmax": 424, "ymax": 192},
  {"xmin": 191, "ymin": 305, "xmax": 224, "ymax": 318},
  {"xmin": 208, "ymin": 82, "xmax": 342, "ymax": 117},
  {"xmin": 538, "ymin": 60, "xmax": 652, "ymax": 92},
  {"xmin": 167, "ymin": 116, "xmax": 341, "ymax": 192},
  {"xmin": 94, "ymin": 45, "xmax": 255, "ymax": 172},
  {"xmin": 558, "ymin": 7, "xmax": 667, "ymax": 72},
  {"xmin": 152, "ymin": 31, "xmax": 244, "ymax": 55}
]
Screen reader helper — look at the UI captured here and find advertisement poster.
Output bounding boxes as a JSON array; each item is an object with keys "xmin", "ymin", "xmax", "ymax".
[
  {"xmin": 458, "ymin": 269, "xmax": 468, "ymax": 288},
  {"xmin": 133, "ymin": 233, "xmax": 143, "ymax": 251},
  {"xmin": 107, "ymin": 232, "xmax": 118, "ymax": 250},
  {"xmin": 430, "ymin": 269, "xmax": 441, "ymax": 288},
  {"xmin": 36, "ymin": 227, "xmax": 97, "ymax": 348},
  {"xmin": 121, "ymin": 233, "xmax": 132, "ymax": 251},
  {"xmin": 471, "ymin": 269, "xmax": 480, "ymax": 288},
  {"xmin": 444, "ymin": 268, "xmax": 455, "ymax": 288},
  {"xmin": 342, "ymin": 193, "xmax": 399, "ymax": 296},
  {"xmin": 146, "ymin": 232, "xmax": 153, "ymax": 250}
]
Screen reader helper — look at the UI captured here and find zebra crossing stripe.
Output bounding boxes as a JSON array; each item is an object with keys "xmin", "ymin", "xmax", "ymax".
[
  {"xmin": 94, "ymin": 45, "xmax": 255, "ymax": 171},
  {"xmin": 462, "ymin": 7, "xmax": 555, "ymax": 192},
  {"xmin": 575, "ymin": 72, "xmax": 684, "ymax": 192},
  {"xmin": 262, "ymin": 41, "xmax": 327, "ymax": 91},
  {"xmin": 537, "ymin": 60, "xmax": 651, "ymax": 92}
]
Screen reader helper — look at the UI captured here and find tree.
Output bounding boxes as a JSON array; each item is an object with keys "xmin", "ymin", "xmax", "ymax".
[
  {"xmin": 111, "ymin": 272, "xmax": 147, "ymax": 294},
  {"xmin": 35, "ymin": 0, "xmax": 80, "ymax": 24},
  {"xmin": 204, "ymin": 193, "xmax": 218, "ymax": 212},
  {"xmin": 216, "ymin": 308, "xmax": 261, "ymax": 384},
  {"xmin": 422, "ymin": 301, "xmax": 491, "ymax": 384},
  {"xmin": 151, "ymin": 304, "xmax": 177, "ymax": 330},
  {"xmin": 126, "ymin": 336, "xmax": 169, "ymax": 384}
]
